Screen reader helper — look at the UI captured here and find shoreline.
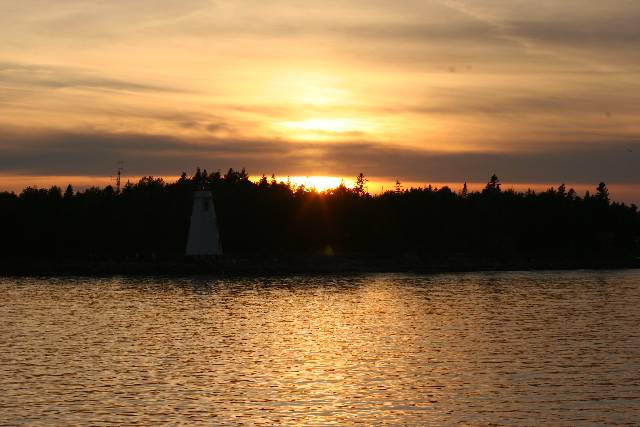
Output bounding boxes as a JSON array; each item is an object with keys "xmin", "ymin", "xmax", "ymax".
[{"xmin": 1, "ymin": 254, "xmax": 639, "ymax": 277}]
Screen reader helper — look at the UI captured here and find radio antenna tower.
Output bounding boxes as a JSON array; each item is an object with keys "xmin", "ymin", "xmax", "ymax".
[{"xmin": 116, "ymin": 161, "xmax": 124, "ymax": 193}]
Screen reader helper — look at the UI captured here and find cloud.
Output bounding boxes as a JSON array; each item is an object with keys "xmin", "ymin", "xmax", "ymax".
[
  {"xmin": 0, "ymin": 130, "xmax": 292, "ymax": 176},
  {"xmin": 206, "ymin": 122, "xmax": 234, "ymax": 134},
  {"xmin": 0, "ymin": 62, "xmax": 184, "ymax": 93},
  {"xmin": 322, "ymin": 141, "xmax": 640, "ymax": 184},
  {"xmin": 0, "ymin": 129, "xmax": 638, "ymax": 184},
  {"xmin": 5, "ymin": 1, "xmax": 640, "ymax": 70}
]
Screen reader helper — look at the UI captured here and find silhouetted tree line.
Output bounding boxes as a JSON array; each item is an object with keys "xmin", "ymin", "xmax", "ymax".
[{"xmin": 0, "ymin": 169, "xmax": 638, "ymax": 259}]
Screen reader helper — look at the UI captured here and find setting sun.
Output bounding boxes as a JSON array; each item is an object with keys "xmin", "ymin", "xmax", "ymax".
[{"xmin": 288, "ymin": 176, "xmax": 350, "ymax": 192}]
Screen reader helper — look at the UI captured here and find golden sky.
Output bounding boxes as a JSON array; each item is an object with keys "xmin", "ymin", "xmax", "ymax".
[{"xmin": 1, "ymin": 1, "xmax": 639, "ymax": 200}]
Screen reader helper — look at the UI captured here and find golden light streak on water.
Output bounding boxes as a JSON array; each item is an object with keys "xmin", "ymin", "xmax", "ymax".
[{"xmin": 1, "ymin": 271, "xmax": 640, "ymax": 424}]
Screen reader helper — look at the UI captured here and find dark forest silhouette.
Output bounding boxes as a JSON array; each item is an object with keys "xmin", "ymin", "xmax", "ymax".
[{"xmin": 0, "ymin": 169, "xmax": 639, "ymax": 262}]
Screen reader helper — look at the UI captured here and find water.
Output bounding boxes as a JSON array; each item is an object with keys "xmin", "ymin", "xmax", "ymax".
[{"xmin": 1, "ymin": 271, "xmax": 639, "ymax": 425}]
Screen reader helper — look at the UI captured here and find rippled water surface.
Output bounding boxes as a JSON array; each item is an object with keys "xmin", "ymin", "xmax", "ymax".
[{"xmin": 1, "ymin": 271, "xmax": 640, "ymax": 425}]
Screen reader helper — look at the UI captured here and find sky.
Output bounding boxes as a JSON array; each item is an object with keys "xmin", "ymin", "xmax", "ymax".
[{"xmin": 1, "ymin": 1, "xmax": 639, "ymax": 201}]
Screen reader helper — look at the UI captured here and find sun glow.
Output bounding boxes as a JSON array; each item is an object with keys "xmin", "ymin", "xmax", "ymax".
[
  {"xmin": 288, "ymin": 176, "xmax": 351, "ymax": 192},
  {"xmin": 277, "ymin": 117, "xmax": 376, "ymax": 140},
  {"xmin": 284, "ymin": 118, "xmax": 361, "ymax": 133}
]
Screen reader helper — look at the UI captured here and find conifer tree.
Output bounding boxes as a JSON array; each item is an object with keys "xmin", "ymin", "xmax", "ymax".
[
  {"xmin": 354, "ymin": 173, "xmax": 369, "ymax": 197},
  {"xmin": 596, "ymin": 182, "xmax": 610, "ymax": 204}
]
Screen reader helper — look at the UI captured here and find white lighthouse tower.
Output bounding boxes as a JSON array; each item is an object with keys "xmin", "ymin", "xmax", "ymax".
[{"xmin": 186, "ymin": 190, "xmax": 222, "ymax": 256}]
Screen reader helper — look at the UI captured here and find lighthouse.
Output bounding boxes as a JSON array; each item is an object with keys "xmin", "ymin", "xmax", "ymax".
[{"xmin": 186, "ymin": 190, "xmax": 222, "ymax": 256}]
